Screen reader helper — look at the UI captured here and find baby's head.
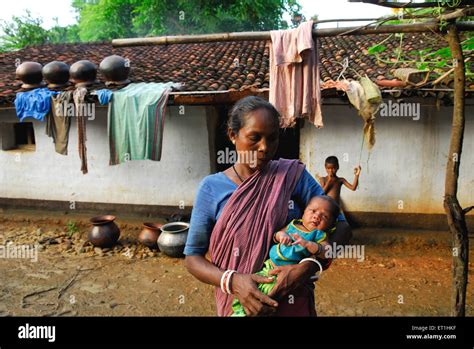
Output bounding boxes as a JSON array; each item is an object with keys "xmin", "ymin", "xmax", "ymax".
[
  {"xmin": 302, "ymin": 195, "xmax": 340, "ymax": 232},
  {"xmin": 325, "ymin": 156, "xmax": 339, "ymax": 176}
]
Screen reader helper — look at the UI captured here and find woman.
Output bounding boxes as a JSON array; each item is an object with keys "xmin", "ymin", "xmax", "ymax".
[{"xmin": 184, "ymin": 96, "xmax": 352, "ymax": 316}]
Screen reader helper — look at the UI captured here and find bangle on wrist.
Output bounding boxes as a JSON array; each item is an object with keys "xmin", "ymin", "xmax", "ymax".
[
  {"xmin": 299, "ymin": 258, "xmax": 323, "ymax": 277},
  {"xmin": 220, "ymin": 270, "xmax": 236, "ymax": 294}
]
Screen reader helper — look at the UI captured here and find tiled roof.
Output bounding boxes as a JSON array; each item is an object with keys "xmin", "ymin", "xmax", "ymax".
[{"xmin": 0, "ymin": 32, "xmax": 471, "ymax": 106}]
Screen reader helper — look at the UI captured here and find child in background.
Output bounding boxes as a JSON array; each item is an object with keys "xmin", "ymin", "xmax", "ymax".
[
  {"xmin": 231, "ymin": 195, "xmax": 340, "ymax": 316},
  {"xmin": 316, "ymin": 156, "xmax": 361, "ymax": 204}
]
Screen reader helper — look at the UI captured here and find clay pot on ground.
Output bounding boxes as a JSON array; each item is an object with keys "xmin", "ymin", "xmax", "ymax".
[
  {"xmin": 70, "ymin": 60, "xmax": 98, "ymax": 87},
  {"xmin": 88, "ymin": 215, "xmax": 120, "ymax": 248},
  {"xmin": 99, "ymin": 55, "xmax": 131, "ymax": 86},
  {"xmin": 42, "ymin": 61, "xmax": 70, "ymax": 88},
  {"xmin": 16, "ymin": 62, "xmax": 45, "ymax": 89},
  {"xmin": 138, "ymin": 223, "xmax": 162, "ymax": 249},
  {"xmin": 157, "ymin": 221, "xmax": 189, "ymax": 258}
]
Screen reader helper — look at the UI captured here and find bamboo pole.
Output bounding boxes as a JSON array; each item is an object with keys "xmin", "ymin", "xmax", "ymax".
[
  {"xmin": 444, "ymin": 23, "xmax": 469, "ymax": 317},
  {"xmin": 112, "ymin": 21, "xmax": 474, "ymax": 47}
]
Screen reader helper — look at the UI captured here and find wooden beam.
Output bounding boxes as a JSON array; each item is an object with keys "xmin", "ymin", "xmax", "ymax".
[
  {"xmin": 112, "ymin": 22, "xmax": 474, "ymax": 47},
  {"xmin": 444, "ymin": 23, "xmax": 469, "ymax": 317}
]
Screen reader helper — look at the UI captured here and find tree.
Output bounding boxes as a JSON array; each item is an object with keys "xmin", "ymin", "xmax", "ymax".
[
  {"xmin": 0, "ymin": 11, "xmax": 80, "ymax": 52},
  {"xmin": 72, "ymin": 0, "xmax": 302, "ymax": 41},
  {"xmin": 0, "ymin": 11, "xmax": 49, "ymax": 51}
]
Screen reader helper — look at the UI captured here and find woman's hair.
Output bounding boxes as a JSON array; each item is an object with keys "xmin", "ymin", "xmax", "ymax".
[{"xmin": 227, "ymin": 96, "xmax": 280, "ymax": 134}]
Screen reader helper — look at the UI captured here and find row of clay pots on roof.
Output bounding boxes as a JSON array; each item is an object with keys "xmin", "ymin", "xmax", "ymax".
[{"xmin": 15, "ymin": 55, "xmax": 131, "ymax": 90}]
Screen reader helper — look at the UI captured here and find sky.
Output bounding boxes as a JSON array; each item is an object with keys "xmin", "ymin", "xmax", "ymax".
[{"xmin": 0, "ymin": 0, "xmax": 394, "ymax": 30}]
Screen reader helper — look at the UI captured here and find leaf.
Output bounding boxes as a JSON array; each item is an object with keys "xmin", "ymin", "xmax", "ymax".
[
  {"xmin": 368, "ymin": 44, "xmax": 387, "ymax": 55},
  {"xmin": 416, "ymin": 62, "xmax": 428, "ymax": 70}
]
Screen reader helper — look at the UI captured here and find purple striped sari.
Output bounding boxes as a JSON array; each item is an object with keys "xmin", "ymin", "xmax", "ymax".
[{"xmin": 209, "ymin": 158, "xmax": 310, "ymax": 316}]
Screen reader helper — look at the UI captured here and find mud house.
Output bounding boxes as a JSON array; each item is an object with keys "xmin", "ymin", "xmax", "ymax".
[{"xmin": 0, "ymin": 33, "xmax": 472, "ymax": 229}]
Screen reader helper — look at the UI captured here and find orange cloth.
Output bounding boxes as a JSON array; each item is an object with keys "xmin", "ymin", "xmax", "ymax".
[{"xmin": 269, "ymin": 21, "xmax": 323, "ymax": 128}]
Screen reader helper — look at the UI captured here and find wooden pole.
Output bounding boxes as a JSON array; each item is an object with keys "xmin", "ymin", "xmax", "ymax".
[
  {"xmin": 444, "ymin": 23, "xmax": 469, "ymax": 317},
  {"xmin": 112, "ymin": 21, "xmax": 474, "ymax": 47}
]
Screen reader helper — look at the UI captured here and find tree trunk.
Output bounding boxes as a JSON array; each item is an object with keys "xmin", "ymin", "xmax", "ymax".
[{"xmin": 444, "ymin": 24, "xmax": 469, "ymax": 317}]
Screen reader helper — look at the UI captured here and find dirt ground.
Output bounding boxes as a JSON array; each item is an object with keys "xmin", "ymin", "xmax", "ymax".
[{"xmin": 0, "ymin": 209, "xmax": 473, "ymax": 317}]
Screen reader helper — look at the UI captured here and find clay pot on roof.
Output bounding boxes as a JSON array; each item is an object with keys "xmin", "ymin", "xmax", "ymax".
[
  {"xmin": 16, "ymin": 62, "xmax": 45, "ymax": 89},
  {"xmin": 99, "ymin": 55, "xmax": 130, "ymax": 87},
  {"xmin": 70, "ymin": 60, "xmax": 98, "ymax": 87},
  {"xmin": 42, "ymin": 61, "xmax": 70, "ymax": 88}
]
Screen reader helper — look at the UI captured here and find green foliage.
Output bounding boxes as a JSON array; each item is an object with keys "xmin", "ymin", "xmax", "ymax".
[
  {"xmin": 366, "ymin": 5, "xmax": 474, "ymax": 82},
  {"xmin": 0, "ymin": 11, "xmax": 80, "ymax": 52},
  {"xmin": 66, "ymin": 221, "xmax": 79, "ymax": 238},
  {"xmin": 72, "ymin": 0, "xmax": 302, "ymax": 41}
]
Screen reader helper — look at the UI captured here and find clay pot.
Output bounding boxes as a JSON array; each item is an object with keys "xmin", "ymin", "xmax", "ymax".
[
  {"xmin": 88, "ymin": 215, "xmax": 120, "ymax": 248},
  {"xmin": 42, "ymin": 61, "xmax": 70, "ymax": 88},
  {"xmin": 70, "ymin": 60, "xmax": 98, "ymax": 87},
  {"xmin": 138, "ymin": 223, "xmax": 162, "ymax": 249},
  {"xmin": 16, "ymin": 62, "xmax": 45, "ymax": 89},
  {"xmin": 99, "ymin": 55, "xmax": 130, "ymax": 86},
  {"xmin": 157, "ymin": 222, "xmax": 189, "ymax": 258}
]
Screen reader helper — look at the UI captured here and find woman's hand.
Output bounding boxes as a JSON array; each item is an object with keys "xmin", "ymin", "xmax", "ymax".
[
  {"xmin": 267, "ymin": 262, "xmax": 315, "ymax": 300},
  {"xmin": 231, "ymin": 273, "xmax": 278, "ymax": 316}
]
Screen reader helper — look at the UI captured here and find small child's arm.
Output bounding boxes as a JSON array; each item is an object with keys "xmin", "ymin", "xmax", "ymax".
[
  {"xmin": 274, "ymin": 227, "xmax": 292, "ymax": 245},
  {"xmin": 290, "ymin": 233, "xmax": 329, "ymax": 258},
  {"xmin": 341, "ymin": 166, "xmax": 361, "ymax": 191}
]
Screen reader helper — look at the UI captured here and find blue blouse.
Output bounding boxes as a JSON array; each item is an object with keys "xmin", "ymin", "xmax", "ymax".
[{"xmin": 184, "ymin": 168, "xmax": 334, "ymax": 256}]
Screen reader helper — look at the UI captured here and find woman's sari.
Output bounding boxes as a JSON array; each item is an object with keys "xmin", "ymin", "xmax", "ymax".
[{"xmin": 209, "ymin": 158, "xmax": 316, "ymax": 316}]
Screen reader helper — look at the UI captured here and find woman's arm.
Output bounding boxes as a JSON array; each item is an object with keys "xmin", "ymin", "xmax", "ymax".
[
  {"xmin": 267, "ymin": 261, "xmax": 319, "ymax": 299},
  {"xmin": 185, "ymin": 255, "xmax": 278, "ymax": 316}
]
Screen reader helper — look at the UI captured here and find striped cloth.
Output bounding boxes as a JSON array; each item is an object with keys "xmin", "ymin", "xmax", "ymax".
[
  {"xmin": 108, "ymin": 82, "xmax": 180, "ymax": 165},
  {"xmin": 209, "ymin": 159, "xmax": 305, "ymax": 316}
]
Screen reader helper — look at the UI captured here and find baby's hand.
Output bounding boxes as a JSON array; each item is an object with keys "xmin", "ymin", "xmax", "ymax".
[
  {"xmin": 275, "ymin": 230, "xmax": 292, "ymax": 245},
  {"xmin": 290, "ymin": 233, "xmax": 308, "ymax": 249},
  {"xmin": 354, "ymin": 165, "xmax": 361, "ymax": 176}
]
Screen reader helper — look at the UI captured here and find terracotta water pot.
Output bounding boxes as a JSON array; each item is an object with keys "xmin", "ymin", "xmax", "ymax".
[
  {"xmin": 88, "ymin": 215, "xmax": 120, "ymax": 248},
  {"xmin": 138, "ymin": 223, "xmax": 162, "ymax": 249},
  {"xmin": 70, "ymin": 60, "xmax": 98, "ymax": 87},
  {"xmin": 99, "ymin": 55, "xmax": 130, "ymax": 86},
  {"xmin": 16, "ymin": 62, "xmax": 44, "ymax": 89},
  {"xmin": 43, "ymin": 61, "xmax": 70, "ymax": 88}
]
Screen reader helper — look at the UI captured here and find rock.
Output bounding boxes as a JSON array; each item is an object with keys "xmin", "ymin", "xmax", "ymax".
[
  {"xmin": 37, "ymin": 245, "xmax": 45, "ymax": 252},
  {"xmin": 109, "ymin": 302, "xmax": 118, "ymax": 309}
]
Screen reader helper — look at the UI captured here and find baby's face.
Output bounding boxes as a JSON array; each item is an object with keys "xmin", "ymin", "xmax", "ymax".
[{"xmin": 302, "ymin": 198, "xmax": 335, "ymax": 232}]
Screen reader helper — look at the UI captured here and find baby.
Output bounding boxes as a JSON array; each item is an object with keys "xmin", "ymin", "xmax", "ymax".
[{"xmin": 231, "ymin": 195, "xmax": 340, "ymax": 316}]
